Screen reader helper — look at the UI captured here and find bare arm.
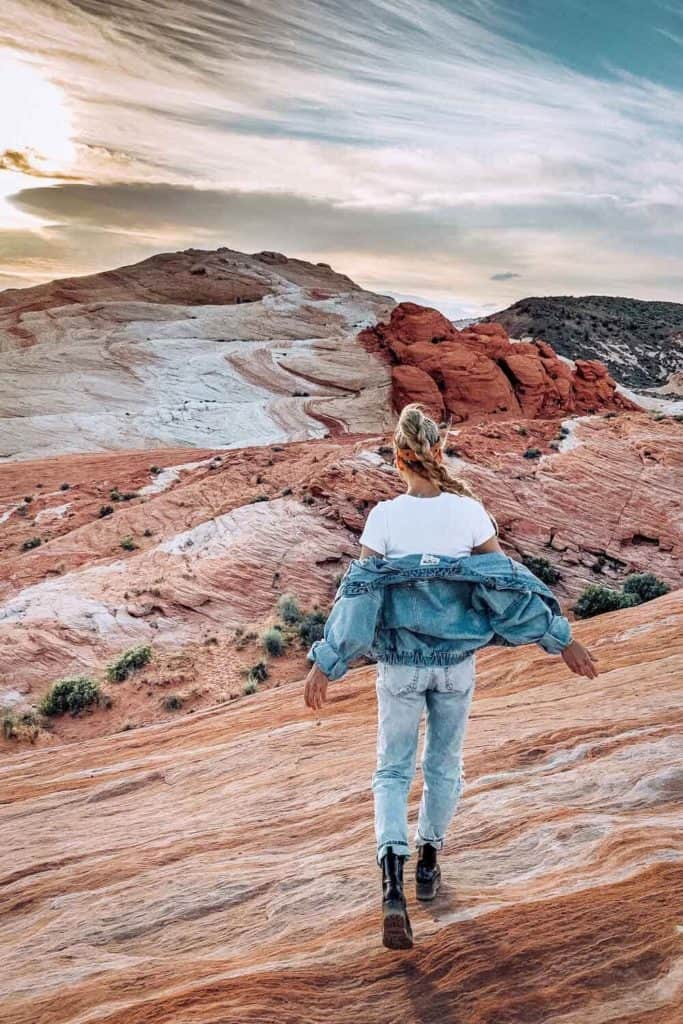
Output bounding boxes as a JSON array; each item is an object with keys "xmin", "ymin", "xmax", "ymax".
[
  {"xmin": 472, "ymin": 535, "xmax": 504, "ymax": 555},
  {"xmin": 360, "ymin": 543, "xmax": 383, "ymax": 559}
]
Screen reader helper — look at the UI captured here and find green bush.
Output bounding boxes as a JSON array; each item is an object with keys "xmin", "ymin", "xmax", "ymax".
[
  {"xmin": 523, "ymin": 447, "xmax": 541, "ymax": 459},
  {"xmin": 21, "ymin": 536, "xmax": 41, "ymax": 551},
  {"xmin": 120, "ymin": 535, "xmax": 138, "ymax": 551},
  {"xmin": 107, "ymin": 644, "xmax": 152, "ymax": 682},
  {"xmin": 262, "ymin": 627, "xmax": 286, "ymax": 656},
  {"xmin": 523, "ymin": 556, "xmax": 561, "ymax": 585},
  {"xmin": 60, "ymin": 482, "xmax": 70, "ymax": 491},
  {"xmin": 163, "ymin": 694, "xmax": 183, "ymax": 711},
  {"xmin": 573, "ymin": 585, "xmax": 639, "ymax": 619},
  {"xmin": 278, "ymin": 593, "xmax": 302, "ymax": 624},
  {"xmin": 248, "ymin": 661, "xmax": 269, "ymax": 684},
  {"xmin": 243, "ymin": 680, "xmax": 258, "ymax": 695},
  {"xmin": 39, "ymin": 677, "xmax": 101, "ymax": 716},
  {"xmin": 622, "ymin": 573, "xmax": 670, "ymax": 603},
  {"xmin": 574, "ymin": 572, "xmax": 671, "ymax": 619},
  {"xmin": 298, "ymin": 609, "xmax": 327, "ymax": 646},
  {"xmin": 99, "ymin": 505, "xmax": 114, "ymax": 518}
]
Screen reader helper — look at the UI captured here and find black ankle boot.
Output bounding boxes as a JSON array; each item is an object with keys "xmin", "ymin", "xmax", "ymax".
[
  {"xmin": 380, "ymin": 847, "xmax": 413, "ymax": 949},
  {"xmin": 416, "ymin": 842, "xmax": 441, "ymax": 901}
]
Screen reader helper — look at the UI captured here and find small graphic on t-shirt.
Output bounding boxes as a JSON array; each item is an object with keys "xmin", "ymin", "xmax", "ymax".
[{"xmin": 419, "ymin": 553, "xmax": 441, "ymax": 565}]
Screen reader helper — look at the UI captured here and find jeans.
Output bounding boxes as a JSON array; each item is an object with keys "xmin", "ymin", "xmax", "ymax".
[{"xmin": 371, "ymin": 657, "xmax": 475, "ymax": 865}]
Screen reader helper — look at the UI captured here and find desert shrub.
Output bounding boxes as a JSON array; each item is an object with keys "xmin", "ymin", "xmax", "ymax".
[
  {"xmin": 2, "ymin": 709, "xmax": 17, "ymax": 740},
  {"xmin": 377, "ymin": 445, "xmax": 393, "ymax": 456},
  {"xmin": 163, "ymin": 694, "xmax": 183, "ymax": 711},
  {"xmin": 24, "ymin": 495, "xmax": 33, "ymax": 504},
  {"xmin": 143, "ymin": 528, "xmax": 153, "ymax": 537},
  {"xmin": 2, "ymin": 709, "xmax": 41, "ymax": 742},
  {"xmin": 298, "ymin": 609, "xmax": 327, "ymax": 646},
  {"xmin": 120, "ymin": 535, "xmax": 137, "ymax": 551},
  {"xmin": 243, "ymin": 680, "xmax": 258, "ymax": 696},
  {"xmin": 21, "ymin": 536, "xmax": 41, "ymax": 551},
  {"xmin": 281, "ymin": 486, "xmax": 293, "ymax": 496},
  {"xmin": 39, "ymin": 677, "xmax": 101, "ymax": 716},
  {"xmin": 110, "ymin": 488, "xmax": 122, "ymax": 501},
  {"xmin": 278, "ymin": 593, "xmax": 302, "ymax": 624},
  {"xmin": 249, "ymin": 494, "xmax": 268, "ymax": 503},
  {"xmin": 60, "ymin": 482, "xmax": 70, "ymax": 491},
  {"xmin": 516, "ymin": 426, "xmax": 528, "ymax": 436},
  {"xmin": 150, "ymin": 465, "xmax": 161, "ymax": 475},
  {"xmin": 573, "ymin": 586, "xmax": 639, "ymax": 619},
  {"xmin": 523, "ymin": 556, "xmax": 561, "ymax": 585},
  {"xmin": 107, "ymin": 644, "xmax": 152, "ymax": 682},
  {"xmin": 99, "ymin": 504, "xmax": 114, "ymax": 518},
  {"xmin": 248, "ymin": 661, "xmax": 269, "ymax": 684},
  {"xmin": 523, "ymin": 448, "xmax": 541, "ymax": 459},
  {"xmin": 262, "ymin": 627, "xmax": 286, "ymax": 656},
  {"xmin": 622, "ymin": 573, "xmax": 670, "ymax": 603}
]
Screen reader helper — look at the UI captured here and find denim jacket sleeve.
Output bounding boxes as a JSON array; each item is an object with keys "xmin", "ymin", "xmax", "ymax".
[
  {"xmin": 306, "ymin": 587, "xmax": 383, "ymax": 680},
  {"xmin": 471, "ymin": 583, "xmax": 573, "ymax": 654}
]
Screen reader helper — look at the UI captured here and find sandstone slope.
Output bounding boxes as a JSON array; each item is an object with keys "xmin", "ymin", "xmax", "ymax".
[
  {"xmin": 1, "ymin": 590, "xmax": 681, "ymax": 1023},
  {"xmin": 0, "ymin": 247, "xmax": 394, "ymax": 460},
  {"xmin": 1, "ymin": 411, "xmax": 680, "ymax": 748}
]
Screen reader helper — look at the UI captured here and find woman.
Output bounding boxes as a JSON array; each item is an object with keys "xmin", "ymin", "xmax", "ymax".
[{"xmin": 304, "ymin": 403, "xmax": 598, "ymax": 950}]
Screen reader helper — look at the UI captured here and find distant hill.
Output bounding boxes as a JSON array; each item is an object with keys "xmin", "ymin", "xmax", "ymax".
[{"xmin": 481, "ymin": 296, "xmax": 683, "ymax": 388}]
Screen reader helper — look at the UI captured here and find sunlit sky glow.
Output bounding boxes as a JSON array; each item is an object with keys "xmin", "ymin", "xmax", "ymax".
[{"xmin": 0, "ymin": 0, "xmax": 681, "ymax": 315}]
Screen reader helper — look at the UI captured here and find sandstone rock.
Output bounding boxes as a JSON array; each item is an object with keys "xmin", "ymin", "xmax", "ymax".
[
  {"xmin": 0, "ymin": 248, "xmax": 394, "ymax": 460},
  {"xmin": 360, "ymin": 302, "xmax": 640, "ymax": 421},
  {"xmin": 391, "ymin": 364, "xmax": 444, "ymax": 421},
  {"xmin": 0, "ymin": 412, "xmax": 680, "ymax": 746},
  {"xmin": 1, "ymin": 591, "xmax": 680, "ymax": 1022}
]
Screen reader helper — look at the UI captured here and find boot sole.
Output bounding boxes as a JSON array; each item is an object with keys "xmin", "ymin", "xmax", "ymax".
[
  {"xmin": 416, "ymin": 872, "xmax": 441, "ymax": 901},
  {"xmin": 382, "ymin": 900, "xmax": 413, "ymax": 949}
]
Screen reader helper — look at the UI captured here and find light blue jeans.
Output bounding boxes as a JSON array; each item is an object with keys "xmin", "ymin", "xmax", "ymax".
[{"xmin": 372, "ymin": 657, "xmax": 475, "ymax": 865}]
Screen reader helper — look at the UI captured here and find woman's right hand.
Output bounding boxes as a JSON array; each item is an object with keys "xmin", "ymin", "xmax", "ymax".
[
  {"xmin": 304, "ymin": 663, "xmax": 330, "ymax": 709},
  {"xmin": 561, "ymin": 639, "xmax": 599, "ymax": 678}
]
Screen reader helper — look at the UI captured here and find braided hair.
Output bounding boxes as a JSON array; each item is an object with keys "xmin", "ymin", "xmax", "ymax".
[{"xmin": 393, "ymin": 403, "xmax": 498, "ymax": 533}]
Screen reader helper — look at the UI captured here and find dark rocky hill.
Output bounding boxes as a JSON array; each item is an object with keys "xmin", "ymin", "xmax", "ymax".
[{"xmin": 482, "ymin": 296, "xmax": 683, "ymax": 388}]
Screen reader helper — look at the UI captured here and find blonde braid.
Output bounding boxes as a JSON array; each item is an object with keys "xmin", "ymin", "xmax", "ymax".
[{"xmin": 393, "ymin": 403, "xmax": 498, "ymax": 534}]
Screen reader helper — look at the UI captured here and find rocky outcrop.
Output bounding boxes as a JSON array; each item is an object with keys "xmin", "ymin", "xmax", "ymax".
[
  {"xmin": 1, "ymin": 590, "xmax": 681, "ymax": 1023},
  {"xmin": 360, "ymin": 302, "xmax": 639, "ymax": 421},
  {"xmin": 0, "ymin": 247, "xmax": 394, "ymax": 460},
  {"xmin": 481, "ymin": 294, "xmax": 683, "ymax": 389}
]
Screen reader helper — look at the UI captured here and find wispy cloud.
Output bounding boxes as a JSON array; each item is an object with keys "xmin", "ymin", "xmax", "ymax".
[{"xmin": 0, "ymin": 0, "xmax": 681, "ymax": 307}]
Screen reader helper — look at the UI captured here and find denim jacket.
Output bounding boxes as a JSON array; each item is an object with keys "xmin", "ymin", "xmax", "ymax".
[{"xmin": 307, "ymin": 551, "xmax": 572, "ymax": 681}]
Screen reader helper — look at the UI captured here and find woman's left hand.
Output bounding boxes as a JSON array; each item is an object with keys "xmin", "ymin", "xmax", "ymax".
[{"xmin": 304, "ymin": 663, "xmax": 330, "ymax": 709}]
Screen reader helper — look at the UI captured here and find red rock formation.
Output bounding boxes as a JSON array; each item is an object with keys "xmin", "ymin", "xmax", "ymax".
[
  {"xmin": 1, "ymin": 590, "xmax": 681, "ymax": 1022},
  {"xmin": 360, "ymin": 302, "xmax": 639, "ymax": 421}
]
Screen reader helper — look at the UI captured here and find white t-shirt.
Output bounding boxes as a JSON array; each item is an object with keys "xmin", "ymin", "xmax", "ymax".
[{"xmin": 359, "ymin": 492, "xmax": 496, "ymax": 559}]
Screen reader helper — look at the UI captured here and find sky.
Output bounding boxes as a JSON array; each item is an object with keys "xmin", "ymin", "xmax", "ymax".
[{"xmin": 0, "ymin": 0, "xmax": 681, "ymax": 317}]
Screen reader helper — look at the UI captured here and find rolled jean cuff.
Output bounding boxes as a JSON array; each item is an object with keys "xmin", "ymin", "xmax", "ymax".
[
  {"xmin": 376, "ymin": 841, "xmax": 410, "ymax": 865},
  {"xmin": 415, "ymin": 831, "xmax": 445, "ymax": 851}
]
